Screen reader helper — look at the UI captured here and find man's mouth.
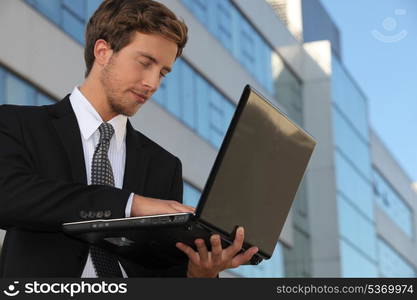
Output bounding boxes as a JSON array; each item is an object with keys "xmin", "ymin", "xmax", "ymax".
[{"xmin": 131, "ymin": 90, "xmax": 148, "ymax": 104}]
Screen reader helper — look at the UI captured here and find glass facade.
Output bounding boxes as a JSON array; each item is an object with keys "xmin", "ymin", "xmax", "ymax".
[
  {"xmin": 338, "ymin": 198, "xmax": 378, "ymax": 277},
  {"xmin": 332, "ymin": 56, "xmax": 368, "ymax": 142},
  {"xmin": 377, "ymin": 238, "xmax": 416, "ymax": 277},
  {"xmin": 25, "ymin": 0, "xmax": 102, "ymax": 44},
  {"xmin": 331, "ymin": 55, "xmax": 378, "ymax": 277},
  {"xmin": 340, "ymin": 239, "xmax": 378, "ymax": 277},
  {"xmin": 153, "ymin": 59, "xmax": 236, "ymax": 149},
  {"xmin": 335, "ymin": 152, "xmax": 373, "ymax": 220},
  {"xmin": 181, "ymin": 0, "xmax": 274, "ymax": 95},
  {"xmin": 181, "ymin": 0, "xmax": 303, "ymax": 112},
  {"xmin": 332, "ymin": 106, "xmax": 371, "ymax": 179},
  {"xmin": 0, "ymin": 66, "xmax": 55, "ymax": 106},
  {"xmin": 183, "ymin": 182, "xmax": 201, "ymax": 208},
  {"xmin": 272, "ymin": 58, "xmax": 303, "ymax": 125},
  {"xmin": 373, "ymin": 169, "xmax": 413, "ymax": 237},
  {"xmin": 283, "ymin": 220, "xmax": 312, "ymax": 277}
]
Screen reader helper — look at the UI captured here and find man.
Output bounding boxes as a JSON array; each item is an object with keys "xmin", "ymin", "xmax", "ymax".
[{"xmin": 0, "ymin": 0, "xmax": 258, "ymax": 278}]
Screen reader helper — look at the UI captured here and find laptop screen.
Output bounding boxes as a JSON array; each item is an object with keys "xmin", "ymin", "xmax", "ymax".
[{"xmin": 198, "ymin": 87, "xmax": 316, "ymax": 257}]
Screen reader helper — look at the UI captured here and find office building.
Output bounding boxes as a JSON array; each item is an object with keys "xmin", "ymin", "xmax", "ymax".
[{"xmin": 0, "ymin": 0, "xmax": 415, "ymax": 277}]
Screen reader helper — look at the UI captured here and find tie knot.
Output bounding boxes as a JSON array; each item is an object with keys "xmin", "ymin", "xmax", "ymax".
[{"xmin": 98, "ymin": 122, "xmax": 114, "ymax": 142}]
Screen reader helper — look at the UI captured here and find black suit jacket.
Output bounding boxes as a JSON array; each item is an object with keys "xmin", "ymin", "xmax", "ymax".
[{"xmin": 0, "ymin": 96, "xmax": 187, "ymax": 277}]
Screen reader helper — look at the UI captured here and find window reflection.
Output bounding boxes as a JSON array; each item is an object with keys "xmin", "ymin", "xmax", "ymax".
[
  {"xmin": 272, "ymin": 52, "xmax": 303, "ymax": 125},
  {"xmin": 183, "ymin": 182, "xmax": 201, "ymax": 208},
  {"xmin": 337, "ymin": 195, "xmax": 377, "ymax": 261},
  {"xmin": 62, "ymin": 0, "xmax": 85, "ymax": 20},
  {"xmin": 332, "ymin": 107, "xmax": 371, "ymax": 179},
  {"xmin": 6, "ymin": 73, "xmax": 36, "ymax": 106},
  {"xmin": 378, "ymin": 238, "xmax": 416, "ymax": 277},
  {"xmin": 181, "ymin": 0, "xmax": 275, "ymax": 94},
  {"xmin": 0, "ymin": 67, "xmax": 55, "ymax": 106},
  {"xmin": 153, "ymin": 59, "xmax": 235, "ymax": 149},
  {"xmin": 340, "ymin": 239, "xmax": 378, "ymax": 277},
  {"xmin": 373, "ymin": 170, "xmax": 413, "ymax": 237},
  {"xmin": 335, "ymin": 151, "xmax": 373, "ymax": 220},
  {"xmin": 24, "ymin": 0, "xmax": 102, "ymax": 44},
  {"xmin": 332, "ymin": 55, "xmax": 368, "ymax": 142}
]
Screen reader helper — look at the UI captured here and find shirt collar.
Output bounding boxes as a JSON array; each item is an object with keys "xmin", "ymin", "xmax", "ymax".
[{"xmin": 69, "ymin": 87, "xmax": 127, "ymax": 150}]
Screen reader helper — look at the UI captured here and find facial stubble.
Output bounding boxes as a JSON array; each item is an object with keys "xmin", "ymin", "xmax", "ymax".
[{"xmin": 100, "ymin": 55, "xmax": 141, "ymax": 118}]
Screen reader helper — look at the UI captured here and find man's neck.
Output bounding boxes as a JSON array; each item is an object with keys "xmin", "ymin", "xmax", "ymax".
[{"xmin": 79, "ymin": 79, "xmax": 116, "ymax": 122}]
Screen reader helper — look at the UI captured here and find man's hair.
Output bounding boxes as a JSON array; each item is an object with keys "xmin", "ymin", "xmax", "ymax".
[{"xmin": 84, "ymin": 0, "xmax": 188, "ymax": 77}]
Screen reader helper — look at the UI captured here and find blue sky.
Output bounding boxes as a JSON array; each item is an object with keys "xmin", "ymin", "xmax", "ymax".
[{"xmin": 319, "ymin": 0, "xmax": 417, "ymax": 183}]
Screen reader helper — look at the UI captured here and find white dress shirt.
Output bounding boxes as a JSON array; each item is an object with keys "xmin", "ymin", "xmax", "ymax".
[{"xmin": 69, "ymin": 87, "xmax": 133, "ymax": 278}]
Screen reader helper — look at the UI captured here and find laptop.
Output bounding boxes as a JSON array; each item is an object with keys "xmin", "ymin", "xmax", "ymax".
[{"xmin": 63, "ymin": 85, "xmax": 316, "ymax": 266}]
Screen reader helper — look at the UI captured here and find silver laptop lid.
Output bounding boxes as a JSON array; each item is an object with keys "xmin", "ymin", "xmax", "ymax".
[{"xmin": 197, "ymin": 85, "xmax": 316, "ymax": 258}]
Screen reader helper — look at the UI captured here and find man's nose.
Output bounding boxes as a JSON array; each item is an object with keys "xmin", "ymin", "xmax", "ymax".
[{"xmin": 142, "ymin": 71, "xmax": 160, "ymax": 92}]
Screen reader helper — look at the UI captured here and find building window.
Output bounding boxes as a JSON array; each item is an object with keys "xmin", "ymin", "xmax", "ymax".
[
  {"xmin": 181, "ymin": 0, "xmax": 277, "ymax": 95},
  {"xmin": 24, "ymin": 0, "xmax": 103, "ymax": 44},
  {"xmin": 183, "ymin": 182, "xmax": 201, "ymax": 208},
  {"xmin": 332, "ymin": 55, "xmax": 368, "ymax": 142},
  {"xmin": 332, "ymin": 107, "xmax": 371, "ymax": 180},
  {"xmin": 377, "ymin": 238, "xmax": 416, "ymax": 277},
  {"xmin": 335, "ymin": 151, "xmax": 373, "ymax": 220},
  {"xmin": 373, "ymin": 169, "xmax": 413, "ymax": 238},
  {"xmin": 337, "ymin": 194, "xmax": 377, "ymax": 261},
  {"xmin": 0, "ymin": 66, "xmax": 55, "ymax": 106},
  {"xmin": 340, "ymin": 239, "xmax": 378, "ymax": 277},
  {"xmin": 153, "ymin": 59, "xmax": 235, "ymax": 149}
]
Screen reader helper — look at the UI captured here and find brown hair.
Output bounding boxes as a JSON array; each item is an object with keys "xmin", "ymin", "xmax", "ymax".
[{"xmin": 84, "ymin": 0, "xmax": 188, "ymax": 77}]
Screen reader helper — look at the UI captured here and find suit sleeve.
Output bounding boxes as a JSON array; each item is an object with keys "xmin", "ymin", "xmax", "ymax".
[
  {"xmin": 0, "ymin": 107, "xmax": 131, "ymax": 232},
  {"xmin": 169, "ymin": 157, "xmax": 184, "ymax": 204}
]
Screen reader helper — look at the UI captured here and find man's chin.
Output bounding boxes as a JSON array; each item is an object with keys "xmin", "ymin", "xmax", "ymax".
[
  {"xmin": 122, "ymin": 104, "xmax": 143, "ymax": 117},
  {"xmin": 111, "ymin": 102, "xmax": 144, "ymax": 117}
]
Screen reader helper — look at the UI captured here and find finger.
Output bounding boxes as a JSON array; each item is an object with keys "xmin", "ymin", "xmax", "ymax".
[
  {"xmin": 176, "ymin": 242, "xmax": 199, "ymax": 264},
  {"xmin": 185, "ymin": 205, "xmax": 196, "ymax": 212},
  {"xmin": 230, "ymin": 247, "xmax": 259, "ymax": 268},
  {"xmin": 195, "ymin": 239, "xmax": 209, "ymax": 263},
  {"xmin": 176, "ymin": 207, "xmax": 194, "ymax": 213},
  {"xmin": 225, "ymin": 226, "xmax": 245, "ymax": 257},
  {"xmin": 210, "ymin": 234, "xmax": 223, "ymax": 265},
  {"xmin": 173, "ymin": 202, "xmax": 195, "ymax": 213}
]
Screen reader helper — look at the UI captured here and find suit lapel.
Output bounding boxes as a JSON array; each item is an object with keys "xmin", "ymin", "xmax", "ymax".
[
  {"xmin": 48, "ymin": 97, "xmax": 149, "ymax": 190},
  {"xmin": 123, "ymin": 121, "xmax": 150, "ymax": 194},
  {"xmin": 49, "ymin": 96, "xmax": 87, "ymax": 184}
]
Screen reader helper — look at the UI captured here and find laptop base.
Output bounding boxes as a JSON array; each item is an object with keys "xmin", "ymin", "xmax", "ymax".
[{"xmin": 65, "ymin": 216, "xmax": 264, "ymax": 267}]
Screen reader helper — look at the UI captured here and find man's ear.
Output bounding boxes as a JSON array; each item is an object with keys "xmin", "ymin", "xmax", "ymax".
[{"xmin": 93, "ymin": 39, "xmax": 113, "ymax": 67}]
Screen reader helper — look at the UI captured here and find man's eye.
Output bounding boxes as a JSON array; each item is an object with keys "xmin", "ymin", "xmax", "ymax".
[
  {"xmin": 160, "ymin": 73, "xmax": 167, "ymax": 78},
  {"xmin": 139, "ymin": 61, "xmax": 150, "ymax": 67}
]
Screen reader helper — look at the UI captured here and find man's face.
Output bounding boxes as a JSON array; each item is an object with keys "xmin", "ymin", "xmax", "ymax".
[{"xmin": 99, "ymin": 32, "xmax": 178, "ymax": 117}]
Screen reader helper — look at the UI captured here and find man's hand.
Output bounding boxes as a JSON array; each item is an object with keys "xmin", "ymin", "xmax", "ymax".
[
  {"xmin": 176, "ymin": 227, "xmax": 259, "ymax": 278},
  {"xmin": 131, "ymin": 194, "xmax": 195, "ymax": 217}
]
